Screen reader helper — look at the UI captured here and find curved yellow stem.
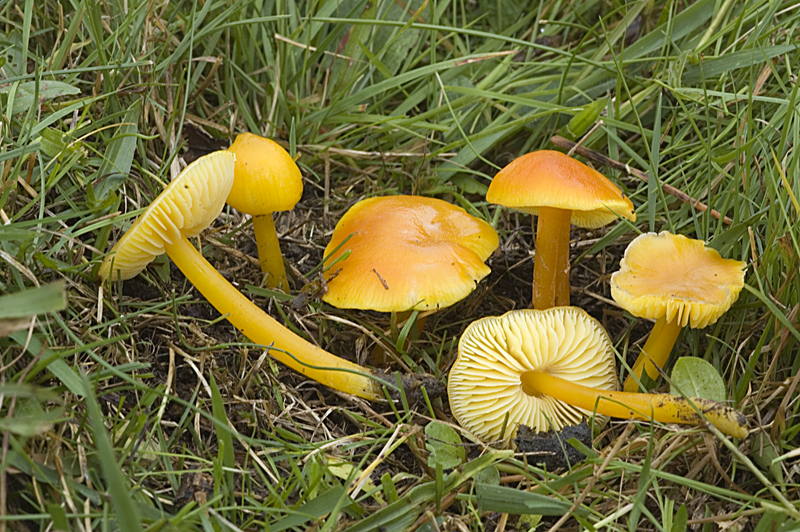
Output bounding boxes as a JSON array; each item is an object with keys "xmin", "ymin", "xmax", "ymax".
[
  {"xmin": 253, "ymin": 213, "xmax": 289, "ymax": 290},
  {"xmin": 520, "ymin": 370, "xmax": 747, "ymax": 438},
  {"xmin": 533, "ymin": 207, "xmax": 572, "ymax": 309},
  {"xmin": 623, "ymin": 316, "xmax": 682, "ymax": 392},
  {"xmin": 166, "ymin": 235, "xmax": 383, "ymax": 400}
]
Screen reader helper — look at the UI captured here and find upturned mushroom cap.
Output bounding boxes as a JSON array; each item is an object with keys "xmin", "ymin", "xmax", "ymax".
[
  {"xmin": 486, "ymin": 150, "xmax": 636, "ymax": 228},
  {"xmin": 610, "ymin": 232, "xmax": 747, "ymax": 328},
  {"xmin": 322, "ymin": 196, "xmax": 499, "ymax": 312},
  {"xmin": 99, "ymin": 151, "xmax": 236, "ymax": 281},
  {"xmin": 226, "ymin": 132, "xmax": 303, "ymax": 215},
  {"xmin": 448, "ymin": 307, "xmax": 618, "ymax": 443}
]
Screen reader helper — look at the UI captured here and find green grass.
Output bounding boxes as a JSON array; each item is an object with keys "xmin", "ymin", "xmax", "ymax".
[{"xmin": 1, "ymin": 0, "xmax": 799, "ymax": 530}]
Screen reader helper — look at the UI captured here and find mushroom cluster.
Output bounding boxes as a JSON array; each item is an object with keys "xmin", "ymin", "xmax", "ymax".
[
  {"xmin": 101, "ymin": 141, "xmax": 749, "ymax": 450},
  {"xmin": 448, "ymin": 150, "xmax": 748, "ymax": 444}
]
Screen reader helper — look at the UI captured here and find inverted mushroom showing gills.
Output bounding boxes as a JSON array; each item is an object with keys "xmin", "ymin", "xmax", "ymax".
[
  {"xmin": 100, "ymin": 151, "xmax": 383, "ymax": 400},
  {"xmin": 322, "ymin": 195, "xmax": 498, "ymax": 347},
  {"xmin": 447, "ymin": 308, "xmax": 748, "ymax": 446},
  {"xmin": 227, "ymin": 132, "xmax": 303, "ymax": 290},
  {"xmin": 487, "ymin": 151, "xmax": 635, "ymax": 310},
  {"xmin": 611, "ymin": 232, "xmax": 746, "ymax": 392}
]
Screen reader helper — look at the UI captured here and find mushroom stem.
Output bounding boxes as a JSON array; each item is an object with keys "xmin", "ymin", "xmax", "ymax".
[
  {"xmin": 533, "ymin": 207, "xmax": 571, "ymax": 309},
  {"xmin": 253, "ymin": 213, "xmax": 289, "ymax": 290},
  {"xmin": 623, "ymin": 316, "xmax": 682, "ymax": 392},
  {"xmin": 166, "ymin": 235, "xmax": 384, "ymax": 400},
  {"xmin": 519, "ymin": 370, "xmax": 747, "ymax": 438}
]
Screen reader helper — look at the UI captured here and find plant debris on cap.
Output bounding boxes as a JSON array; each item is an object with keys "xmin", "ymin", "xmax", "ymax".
[
  {"xmin": 99, "ymin": 151, "xmax": 236, "ymax": 281},
  {"xmin": 486, "ymin": 150, "xmax": 636, "ymax": 228},
  {"xmin": 323, "ymin": 195, "xmax": 499, "ymax": 312},
  {"xmin": 448, "ymin": 307, "xmax": 617, "ymax": 444},
  {"xmin": 611, "ymin": 231, "xmax": 747, "ymax": 329}
]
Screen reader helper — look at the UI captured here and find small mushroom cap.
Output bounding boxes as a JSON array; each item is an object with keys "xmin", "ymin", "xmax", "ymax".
[
  {"xmin": 448, "ymin": 307, "xmax": 618, "ymax": 443},
  {"xmin": 610, "ymin": 231, "xmax": 747, "ymax": 328},
  {"xmin": 486, "ymin": 150, "xmax": 636, "ymax": 228},
  {"xmin": 99, "ymin": 151, "xmax": 236, "ymax": 281},
  {"xmin": 322, "ymin": 196, "xmax": 499, "ymax": 312},
  {"xmin": 226, "ymin": 132, "xmax": 303, "ymax": 215}
]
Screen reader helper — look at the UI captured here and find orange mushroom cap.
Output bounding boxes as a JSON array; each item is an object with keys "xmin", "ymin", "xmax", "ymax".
[
  {"xmin": 486, "ymin": 150, "xmax": 636, "ymax": 228},
  {"xmin": 611, "ymin": 231, "xmax": 747, "ymax": 328},
  {"xmin": 226, "ymin": 132, "xmax": 302, "ymax": 215},
  {"xmin": 322, "ymin": 196, "xmax": 499, "ymax": 312}
]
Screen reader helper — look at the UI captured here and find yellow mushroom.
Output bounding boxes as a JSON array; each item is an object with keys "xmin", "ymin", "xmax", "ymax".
[
  {"xmin": 100, "ymin": 151, "xmax": 383, "ymax": 400},
  {"xmin": 447, "ymin": 308, "xmax": 748, "ymax": 446},
  {"xmin": 487, "ymin": 151, "xmax": 636, "ymax": 310},
  {"xmin": 611, "ymin": 232, "xmax": 746, "ymax": 392},
  {"xmin": 227, "ymin": 133, "xmax": 303, "ymax": 290},
  {"xmin": 323, "ymin": 195, "xmax": 498, "ymax": 334}
]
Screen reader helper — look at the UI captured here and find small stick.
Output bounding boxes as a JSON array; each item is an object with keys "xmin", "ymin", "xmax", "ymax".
[
  {"xmin": 567, "ymin": 120, "xmax": 604, "ymax": 157},
  {"xmin": 550, "ymin": 135, "xmax": 733, "ymax": 225}
]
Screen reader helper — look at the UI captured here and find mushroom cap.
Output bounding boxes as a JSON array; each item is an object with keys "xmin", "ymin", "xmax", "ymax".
[
  {"xmin": 486, "ymin": 150, "xmax": 636, "ymax": 228},
  {"xmin": 610, "ymin": 231, "xmax": 747, "ymax": 328},
  {"xmin": 226, "ymin": 132, "xmax": 303, "ymax": 215},
  {"xmin": 322, "ymin": 195, "xmax": 499, "ymax": 312},
  {"xmin": 99, "ymin": 151, "xmax": 236, "ymax": 281},
  {"xmin": 448, "ymin": 307, "xmax": 618, "ymax": 443}
]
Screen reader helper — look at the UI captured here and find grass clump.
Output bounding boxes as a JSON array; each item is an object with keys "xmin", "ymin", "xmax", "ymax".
[{"xmin": 0, "ymin": 0, "xmax": 799, "ymax": 530}]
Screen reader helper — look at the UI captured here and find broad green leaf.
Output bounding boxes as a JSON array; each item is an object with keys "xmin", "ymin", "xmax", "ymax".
[
  {"xmin": 751, "ymin": 434, "xmax": 784, "ymax": 484},
  {"xmin": 0, "ymin": 282, "xmax": 67, "ymax": 320},
  {"xmin": 474, "ymin": 465, "xmax": 500, "ymax": 486},
  {"xmin": 96, "ymin": 100, "xmax": 140, "ymax": 199},
  {"xmin": 670, "ymin": 357, "xmax": 726, "ymax": 402},
  {"xmin": 82, "ymin": 374, "xmax": 142, "ymax": 532},
  {"xmin": 271, "ymin": 487, "xmax": 352, "ymax": 532},
  {"xmin": 425, "ymin": 421, "xmax": 465, "ymax": 469},
  {"xmin": 475, "ymin": 483, "xmax": 580, "ymax": 516},
  {"xmin": 682, "ymin": 45, "xmax": 799, "ymax": 83},
  {"xmin": 671, "ymin": 504, "xmax": 687, "ymax": 532},
  {"xmin": 0, "ymin": 400, "xmax": 65, "ymax": 437},
  {"xmin": 0, "ymin": 80, "xmax": 80, "ymax": 115},
  {"xmin": 38, "ymin": 127, "xmax": 84, "ymax": 159}
]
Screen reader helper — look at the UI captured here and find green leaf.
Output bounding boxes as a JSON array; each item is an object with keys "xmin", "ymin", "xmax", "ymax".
[
  {"xmin": 671, "ymin": 503, "xmax": 687, "ymax": 532},
  {"xmin": 47, "ymin": 502, "xmax": 69, "ymax": 531},
  {"xmin": 38, "ymin": 127, "xmax": 84, "ymax": 159},
  {"xmin": 751, "ymin": 434, "xmax": 784, "ymax": 484},
  {"xmin": 81, "ymin": 374, "xmax": 143, "ymax": 532},
  {"xmin": 682, "ymin": 45, "xmax": 799, "ymax": 83},
  {"xmin": 0, "ymin": 80, "xmax": 80, "ymax": 115},
  {"xmin": 475, "ymin": 483, "xmax": 580, "ymax": 516},
  {"xmin": 425, "ymin": 421, "xmax": 465, "ymax": 469},
  {"xmin": 0, "ymin": 400, "xmax": 65, "ymax": 437},
  {"xmin": 474, "ymin": 465, "xmax": 500, "ymax": 486},
  {"xmin": 270, "ymin": 487, "xmax": 353, "ymax": 532},
  {"xmin": 670, "ymin": 357, "xmax": 726, "ymax": 402},
  {"xmin": 96, "ymin": 100, "xmax": 140, "ymax": 199},
  {"xmin": 209, "ymin": 373, "xmax": 235, "ymax": 495},
  {"xmin": 0, "ymin": 282, "xmax": 67, "ymax": 320}
]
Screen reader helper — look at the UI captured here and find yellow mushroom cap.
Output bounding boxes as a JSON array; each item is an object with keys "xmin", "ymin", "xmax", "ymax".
[
  {"xmin": 226, "ymin": 132, "xmax": 303, "ymax": 215},
  {"xmin": 322, "ymin": 195, "xmax": 499, "ymax": 312},
  {"xmin": 448, "ymin": 307, "xmax": 618, "ymax": 444},
  {"xmin": 99, "ymin": 151, "xmax": 236, "ymax": 281},
  {"xmin": 610, "ymin": 232, "xmax": 747, "ymax": 328},
  {"xmin": 486, "ymin": 150, "xmax": 636, "ymax": 228}
]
